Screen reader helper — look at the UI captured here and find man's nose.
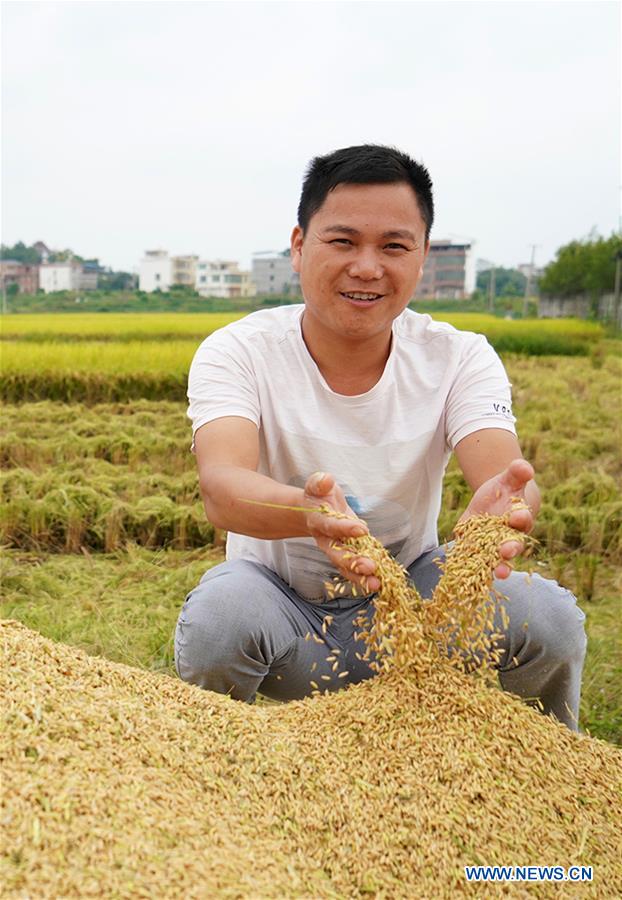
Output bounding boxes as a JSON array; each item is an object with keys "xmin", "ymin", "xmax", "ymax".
[{"xmin": 347, "ymin": 249, "xmax": 384, "ymax": 280}]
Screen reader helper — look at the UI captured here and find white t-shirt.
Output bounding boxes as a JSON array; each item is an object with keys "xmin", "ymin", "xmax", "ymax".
[{"xmin": 187, "ymin": 305, "xmax": 516, "ymax": 602}]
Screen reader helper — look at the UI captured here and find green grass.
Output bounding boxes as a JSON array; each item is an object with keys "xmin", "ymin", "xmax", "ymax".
[{"xmin": 0, "ymin": 547, "xmax": 221, "ymax": 672}]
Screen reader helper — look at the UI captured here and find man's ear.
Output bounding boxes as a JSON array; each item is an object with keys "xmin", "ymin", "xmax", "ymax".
[
  {"xmin": 290, "ymin": 226, "xmax": 303, "ymax": 273},
  {"xmin": 420, "ymin": 239, "xmax": 430, "ymax": 275}
]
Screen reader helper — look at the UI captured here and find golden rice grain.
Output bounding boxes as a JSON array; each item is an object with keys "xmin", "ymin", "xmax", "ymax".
[
  {"xmin": 1, "ymin": 509, "xmax": 620, "ymax": 898},
  {"xmin": 1, "ymin": 619, "xmax": 620, "ymax": 899}
]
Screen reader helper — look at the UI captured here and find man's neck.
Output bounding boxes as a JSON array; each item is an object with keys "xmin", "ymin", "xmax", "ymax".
[{"xmin": 300, "ymin": 313, "xmax": 392, "ymax": 396}]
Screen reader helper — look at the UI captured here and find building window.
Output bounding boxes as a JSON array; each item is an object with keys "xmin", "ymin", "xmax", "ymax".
[
  {"xmin": 433, "ymin": 255, "xmax": 464, "ymax": 266},
  {"xmin": 155, "ymin": 274, "xmax": 160, "ymax": 281},
  {"xmin": 436, "ymin": 269, "xmax": 462, "ymax": 283}
]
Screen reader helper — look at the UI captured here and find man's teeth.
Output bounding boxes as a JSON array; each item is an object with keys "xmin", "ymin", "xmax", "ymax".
[{"xmin": 343, "ymin": 292, "xmax": 382, "ymax": 301}]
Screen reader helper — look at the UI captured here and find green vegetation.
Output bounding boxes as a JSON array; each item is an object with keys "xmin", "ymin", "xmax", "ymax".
[
  {"xmin": 3, "ymin": 287, "xmax": 533, "ymax": 316},
  {"xmin": 0, "ymin": 241, "xmax": 42, "ymax": 264},
  {"xmin": 0, "ymin": 289, "xmax": 545, "ymax": 318},
  {"xmin": 0, "ymin": 548, "xmax": 222, "ymax": 673},
  {"xmin": 539, "ymin": 233, "xmax": 622, "ymax": 300},
  {"xmin": 0, "ymin": 316, "xmax": 620, "ymax": 745},
  {"xmin": 475, "ymin": 266, "xmax": 527, "ymax": 297},
  {"xmin": 0, "ymin": 288, "xmax": 274, "ymax": 315}
]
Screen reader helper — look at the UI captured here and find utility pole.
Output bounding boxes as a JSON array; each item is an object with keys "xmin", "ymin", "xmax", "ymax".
[
  {"xmin": 523, "ymin": 244, "xmax": 539, "ymax": 318},
  {"xmin": 488, "ymin": 267, "xmax": 496, "ymax": 313}
]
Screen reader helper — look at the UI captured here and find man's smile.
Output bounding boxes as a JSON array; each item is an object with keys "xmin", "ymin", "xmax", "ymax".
[{"xmin": 339, "ymin": 291, "xmax": 385, "ymax": 303}]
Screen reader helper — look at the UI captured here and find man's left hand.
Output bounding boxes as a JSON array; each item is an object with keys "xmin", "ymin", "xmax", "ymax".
[{"xmin": 458, "ymin": 458, "xmax": 536, "ymax": 580}]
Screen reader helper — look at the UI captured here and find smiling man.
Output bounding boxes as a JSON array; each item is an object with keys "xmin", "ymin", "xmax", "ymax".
[{"xmin": 176, "ymin": 144, "xmax": 586, "ymax": 730}]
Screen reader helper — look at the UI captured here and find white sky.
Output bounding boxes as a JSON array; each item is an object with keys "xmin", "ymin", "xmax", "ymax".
[{"xmin": 1, "ymin": 0, "xmax": 620, "ymax": 273}]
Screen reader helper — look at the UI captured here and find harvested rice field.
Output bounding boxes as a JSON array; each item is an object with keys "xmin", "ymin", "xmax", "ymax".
[{"xmin": 1, "ymin": 315, "xmax": 621, "ymax": 896}]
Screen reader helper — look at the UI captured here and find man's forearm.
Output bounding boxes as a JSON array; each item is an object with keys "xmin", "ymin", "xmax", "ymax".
[{"xmin": 199, "ymin": 465, "xmax": 313, "ymax": 539}]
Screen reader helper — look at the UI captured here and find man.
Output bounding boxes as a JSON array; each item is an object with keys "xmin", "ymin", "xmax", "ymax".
[{"xmin": 176, "ymin": 144, "xmax": 586, "ymax": 730}]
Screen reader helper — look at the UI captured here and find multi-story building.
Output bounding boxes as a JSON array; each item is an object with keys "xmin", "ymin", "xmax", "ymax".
[
  {"xmin": 39, "ymin": 261, "xmax": 98, "ymax": 293},
  {"xmin": 139, "ymin": 250, "xmax": 172, "ymax": 292},
  {"xmin": 195, "ymin": 260, "xmax": 255, "ymax": 298},
  {"xmin": 0, "ymin": 260, "xmax": 39, "ymax": 294},
  {"xmin": 251, "ymin": 250, "xmax": 301, "ymax": 296},
  {"xmin": 417, "ymin": 240, "xmax": 474, "ymax": 299},
  {"xmin": 171, "ymin": 255, "xmax": 198, "ymax": 288}
]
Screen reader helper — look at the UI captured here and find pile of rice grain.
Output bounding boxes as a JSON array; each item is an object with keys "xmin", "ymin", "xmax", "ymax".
[{"xmin": 2, "ymin": 514, "xmax": 621, "ymax": 899}]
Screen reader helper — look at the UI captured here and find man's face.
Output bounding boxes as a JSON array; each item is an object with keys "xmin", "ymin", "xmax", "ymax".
[{"xmin": 290, "ymin": 181, "xmax": 429, "ymax": 344}]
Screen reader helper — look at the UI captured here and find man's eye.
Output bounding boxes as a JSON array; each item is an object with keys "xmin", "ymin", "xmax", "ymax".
[
  {"xmin": 385, "ymin": 243, "xmax": 408, "ymax": 251},
  {"xmin": 330, "ymin": 238, "xmax": 352, "ymax": 245}
]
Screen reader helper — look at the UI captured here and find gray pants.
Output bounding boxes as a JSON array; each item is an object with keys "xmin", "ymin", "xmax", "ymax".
[{"xmin": 174, "ymin": 548, "xmax": 587, "ymax": 730}]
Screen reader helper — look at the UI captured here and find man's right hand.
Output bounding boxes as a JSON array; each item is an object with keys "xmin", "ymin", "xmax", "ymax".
[{"xmin": 303, "ymin": 472, "xmax": 380, "ymax": 593}]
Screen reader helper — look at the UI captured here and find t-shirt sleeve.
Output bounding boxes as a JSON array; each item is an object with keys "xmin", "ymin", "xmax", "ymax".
[
  {"xmin": 186, "ymin": 333, "xmax": 260, "ymax": 445},
  {"xmin": 445, "ymin": 334, "xmax": 517, "ymax": 450}
]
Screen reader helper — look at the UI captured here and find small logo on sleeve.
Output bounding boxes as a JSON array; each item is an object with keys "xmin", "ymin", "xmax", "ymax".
[{"xmin": 492, "ymin": 401, "xmax": 513, "ymax": 418}]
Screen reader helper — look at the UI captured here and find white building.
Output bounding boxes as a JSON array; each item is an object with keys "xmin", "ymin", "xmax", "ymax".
[
  {"xmin": 252, "ymin": 250, "xmax": 301, "ymax": 296},
  {"xmin": 39, "ymin": 262, "xmax": 98, "ymax": 293},
  {"xmin": 195, "ymin": 260, "xmax": 255, "ymax": 298},
  {"xmin": 171, "ymin": 255, "xmax": 198, "ymax": 288},
  {"xmin": 139, "ymin": 250, "xmax": 172, "ymax": 292}
]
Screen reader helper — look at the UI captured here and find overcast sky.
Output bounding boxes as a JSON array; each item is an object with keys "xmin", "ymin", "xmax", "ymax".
[{"xmin": 2, "ymin": 0, "xmax": 620, "ymax": 273}]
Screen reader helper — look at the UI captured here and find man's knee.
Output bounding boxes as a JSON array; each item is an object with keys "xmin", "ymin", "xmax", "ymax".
[
  {"xmin": 174, "ymin": 561, "xmax": 267, "ymax": 694},
  {"xmin": 500, "ymin": 572, "xmax": 587, "ymax": 667}
]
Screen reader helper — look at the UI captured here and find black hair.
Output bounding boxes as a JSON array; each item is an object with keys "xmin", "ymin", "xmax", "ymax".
[{"xmin": 297, "ymin": 144, "xmax": 434, "ymax": 240}]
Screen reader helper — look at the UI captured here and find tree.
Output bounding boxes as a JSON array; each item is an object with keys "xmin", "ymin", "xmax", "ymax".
[
  {"xmin": 476, "ymin": 267, "xmax": 527, "ymax": 297},
  {"xmin": 0, "ymin": 241, "xmax": 40, "ymax": 264},
  {"xmin": 48, "ymin": 248, "xmax": 84, "ymax": 263},
  {"xmin": 97, "ymin": 270, "xmax": 137, "ymax": 291},
  {"xmin": 539, "ymin": 234, "xmax": 622, "ymax": 300}
]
